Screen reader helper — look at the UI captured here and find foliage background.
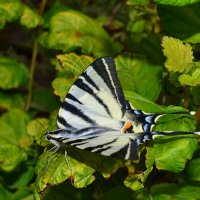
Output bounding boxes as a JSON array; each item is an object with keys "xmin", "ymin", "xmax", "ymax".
[{"xmin": 0, "ymin": 0, "xmax": 200, "ymax": 199}]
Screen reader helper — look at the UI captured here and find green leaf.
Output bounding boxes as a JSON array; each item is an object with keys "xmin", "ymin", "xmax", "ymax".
[
  {"xmin": 20, "ymin": 5, "xmax": 42, "ymax": 28},
  {"xmin": 0, "ymin": 143, "xmax": 27, "ymax": 172},
  {"xmin": 125, "ymin": 91, "xmax": 165, "ymax": 113},
  {"xmin": 146, "ymin": 135, "xmax": 198, "ymax": 172},
  {"xmin": 185, "ymin": 158, "xmax": 200, "ymax": 181},
  {"xmin": 191, "ymin": 85, "xmax": 200, "ymax": 104},
  {"xmin": 127, "ymin": 0, "xmax": 150, "ymax": 5},
  {"xmin": 27, "ymin": 118, "xmax": 49, "ymax": 147},
  {"xmin": 0, "ymin": 91, "xmax": 25, "ymax": 110},
  {"xmin": 161, "ymin": 36, "xmax": 194, "ymax": 73},
  {"xmin": 56, "ymin": 53, "xmax": 94, "ymax": 76},
  {"xmin": 158, "ymin": 4, "xmax": 200, "ymax": 43},
  {"xmin": 150, "ymin": 183, "xmax": 200, "ymax": 200},
  {"xmin": 154, "ymin": 114, "xmax": 196, "ymax": 132},
  {"xmin": 0, "ymin": 57, "xmax": 29, "ymax": 89},
  {"xmin": 34, "ymin": 151, "xmax": 95, "ymax": 199},
  {"xmin": 154, "ymin": 0, "xmax": 200, "ymax": 6},
  {"xmin": 0, "ymin": 109, "xmax": 31, "ymax": 147},
  {"xmin": 0, "ymin": 0, "xmax": 24, "ymax": 29},
  {"xmin": 40, "ymin": 6, "xmax": 122, "ymax": 57},
  {"xmin": 52, "ymin": 53, "xmax": 94, "ymax": 99},
  {"xmin": 124, "ymin": 164, "xmax": 144, "ymax": 191},
  {"xmin": 115, "ymin": 54, "xmax": 162, "ymax": 101},
  {"xmin": 32, "ymin": 88, "xmax": 59, "ymax": 112},
  {"xmin": 179, "ymin": 66, "xmax": 200, "ymax": 86}
]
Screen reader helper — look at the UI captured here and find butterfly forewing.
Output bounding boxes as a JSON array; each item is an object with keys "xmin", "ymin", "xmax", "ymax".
[{"xmin": 57, "ymin": 57, "xmax": 126, "ymax": 130}]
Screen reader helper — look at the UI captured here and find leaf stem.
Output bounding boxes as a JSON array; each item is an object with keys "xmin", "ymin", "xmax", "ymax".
[
  {"xmin": 25, "ymin": 41, "xmax": 38, "ymax": 111},
  {"xmin": 25, "ymin": 0, "xmax": 46, "ymax": 111}
]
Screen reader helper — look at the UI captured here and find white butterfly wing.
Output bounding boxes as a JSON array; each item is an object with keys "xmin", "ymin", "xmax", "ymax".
[{"xmin": 57, "ymin": 57, "xmax": 126, "ymax": 130}]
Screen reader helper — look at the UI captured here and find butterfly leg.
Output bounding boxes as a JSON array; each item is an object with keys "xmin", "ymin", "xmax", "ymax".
[{"xmin": 64, "ymin": 150, "xmax": 73, "ymax": 178}]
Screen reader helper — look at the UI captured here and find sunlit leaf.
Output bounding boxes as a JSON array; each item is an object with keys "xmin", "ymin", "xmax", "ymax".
[
  {"xmin": 162, "ymin": 36, "xmax": 194, "ymax": 73},
  {"xmin": 34, "ymin": 151, "xmax": 95, "ymax": 199},
  {"xmin": 0, "ymin": 0, "xmax": 24, "ymax": 29},
  {"xmin": 179, "ymin": 65, "xmax": 200, "ymax": 86},
  {"xmin": 146, "ymin": 135, "xmax": 198, "ymax": 172},
  {"xmin": 40, "ymin": 6, "xmax": 122, "ymax": 57},
  {"xmin": 27, "ymin": 118, "xmax": 50, "ymax": 146},
  {"xmin": 154, "ymin": 0, "xmax": 200, "ymax": 6},
  {"xmin": 52, "ymin": 53, "xmax": 94, "ymax": 100},
  {"xmin": 20, "ymin": 5, "xmax": 42, "ymax": 28}
]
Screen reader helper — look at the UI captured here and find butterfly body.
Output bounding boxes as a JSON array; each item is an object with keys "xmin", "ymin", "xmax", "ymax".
[{"xmin": 46, "ymin": 57, "xmax": 199, "ymax": 160}]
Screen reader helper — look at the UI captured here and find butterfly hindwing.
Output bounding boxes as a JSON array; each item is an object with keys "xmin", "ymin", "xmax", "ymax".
[{"xmin": 48, "ymin": 126, "xmax": 139, "ymax": 160}]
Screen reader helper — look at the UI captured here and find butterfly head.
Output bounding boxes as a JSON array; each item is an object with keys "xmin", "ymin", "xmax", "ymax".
[{"xmin": 46, "ymin": 131, "xmax": 61, "ymax": 148}]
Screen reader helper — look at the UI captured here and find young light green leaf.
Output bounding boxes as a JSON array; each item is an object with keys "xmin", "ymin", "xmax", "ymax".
[
  {"xmin": 0, "ymin": 57, "xmax": 29, "ymax": 89},
  {"xmin": 158, "ymin": 5, "xmax": 200, "ymax": 43},
  {"xmin": 179, "ymin": 66, "xmax": 200, "ymax": 86},
  {"xmin": 40, "ymin": 6, "xmax": 122, "ymax": 57},
  {"xmin": 20, "ymin": 5, "xmax": 42, "ymax": 28},
  {"xmin": 115, "ymin": 54, "xmax": 162, "ymax": 101},
  {"xmin": 0, "ymin": 0, "xmax": 24, "ymax": 29},
  {"xmin": 154, "ymin": 0, "xmax": 200, "ymax": 6},
  {"xmin": 161, "ymin": 36, "xmax": 194, "ymax": 73}
]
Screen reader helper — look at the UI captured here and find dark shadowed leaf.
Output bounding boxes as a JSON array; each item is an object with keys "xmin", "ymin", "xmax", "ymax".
[
  {"xmin": 158, "ymin": 4, "xmax": 200, "ymax": 43},
  {"xmin": 185, "ymin": 158, "xmax": 200, "ymax": 181},
  {"xmin": 0, "ymin": 91, "xmax": 25, "ymax": 110},
  {"xmin": 150, "ymin": 182, "xmax": 200, "ymax": 199},
  {"xmin": 0, "ymin": 57, "xmax": 28, "ymax": 89}
]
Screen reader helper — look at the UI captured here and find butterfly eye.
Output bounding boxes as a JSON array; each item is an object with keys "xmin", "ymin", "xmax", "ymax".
[{"xmin": 46, "ymin": 134, "xmax": 51, "ymax": 141}]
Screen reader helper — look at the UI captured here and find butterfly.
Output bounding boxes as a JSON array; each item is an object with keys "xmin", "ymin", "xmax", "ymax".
[{"xmin": 46, "ymin": 57, "xmax": 200, "ymax": 160}]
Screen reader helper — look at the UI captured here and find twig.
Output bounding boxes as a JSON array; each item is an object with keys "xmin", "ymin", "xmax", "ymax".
[{"xmin": 25, "ymin": 0, "xmax": 46, "ymax": 111}]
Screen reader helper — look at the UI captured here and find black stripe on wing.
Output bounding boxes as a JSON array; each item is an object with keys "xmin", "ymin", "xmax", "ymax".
[
  {"xmin": 91, "ymin": 57, "xmax": 126, "ymax": 110},
  {"xmin": 82, "ymin": 72, "xmax": 100, "ymax": 91},
  {"xmin": 66, "ymin": 93, "xmax": 83, "ymax": 105},
  {"xmin": 57, "ymin": 116, "xmax": 76, "ymax": 129},
  {"xmin": 111, "ymin": 139, "xmax": 139, "ymax": 160},
  {"xmin": 74, "ymin": 78, "xmax": 112, "ymax": 116},
  {"xmin": 61, "ymin": 101, "xmax": 96, "ymax": 125}
]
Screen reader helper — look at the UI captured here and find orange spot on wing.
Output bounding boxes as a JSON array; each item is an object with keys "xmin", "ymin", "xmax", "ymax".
[{"xmin": 121, "ymin": 121, "xmax": 133, "ymax": 134}]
